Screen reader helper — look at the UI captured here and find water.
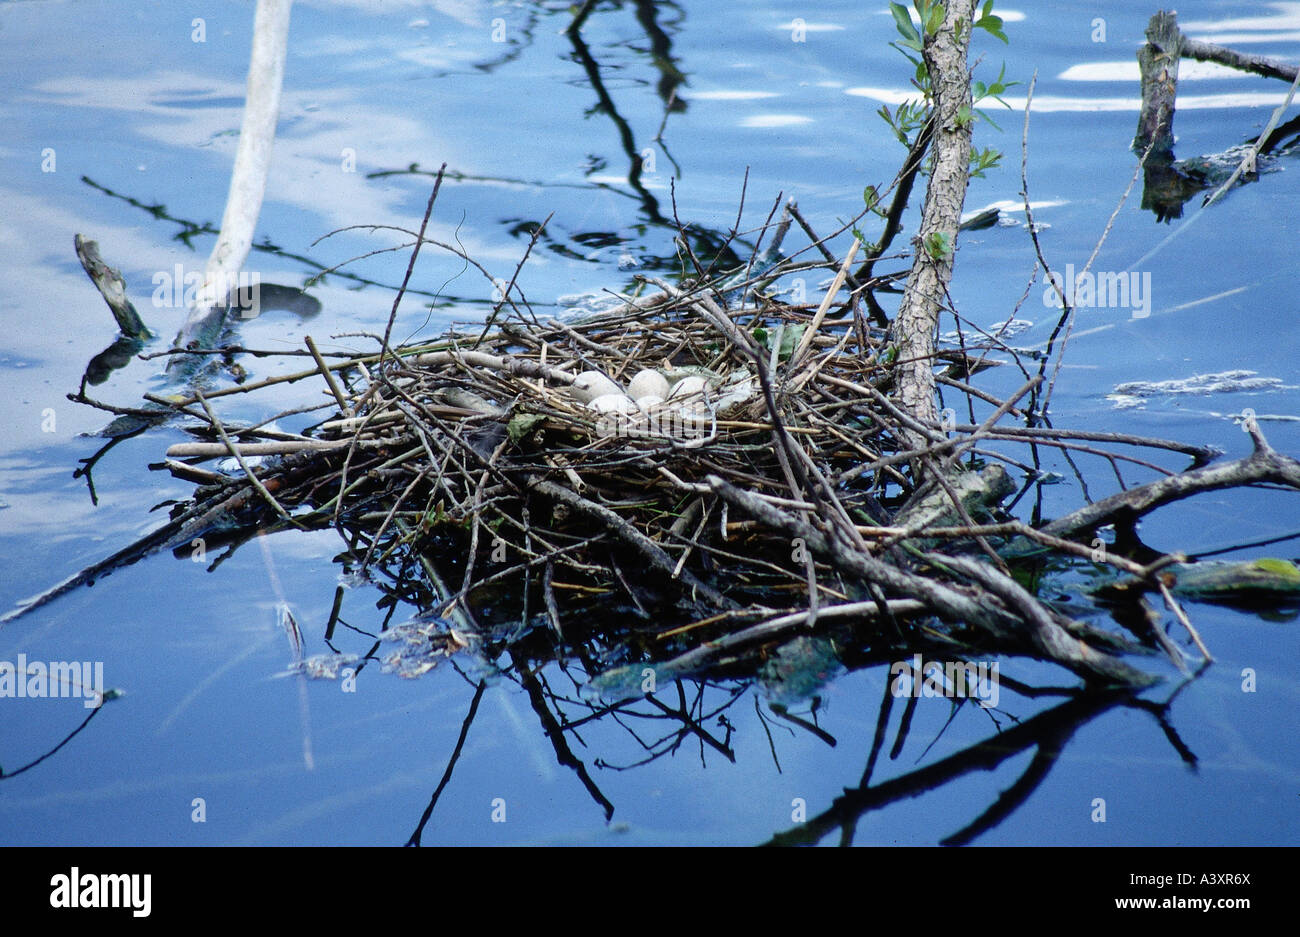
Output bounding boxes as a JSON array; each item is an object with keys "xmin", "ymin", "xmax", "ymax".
[{"xmin": 1, "ymin": 0, "xmax": 1298, "ymax": 845}]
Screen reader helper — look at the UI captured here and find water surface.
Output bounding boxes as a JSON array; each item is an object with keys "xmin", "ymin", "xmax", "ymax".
[{"xmin": 1, "ymin": 0, "xmax": 1298, "ymax": 845}]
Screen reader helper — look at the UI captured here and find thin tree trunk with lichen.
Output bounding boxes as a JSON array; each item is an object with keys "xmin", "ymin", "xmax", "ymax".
[{"xmin": 892, "ymin": 0, "xmax": 976, "ymax": 457}]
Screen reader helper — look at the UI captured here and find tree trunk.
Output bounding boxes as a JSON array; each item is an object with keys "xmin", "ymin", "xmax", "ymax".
[{"xmin": 892, "ymin": 0, "xmax": 975, "ymax": 456}]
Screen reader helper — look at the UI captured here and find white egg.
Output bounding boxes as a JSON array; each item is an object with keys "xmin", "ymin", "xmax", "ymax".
[
  {"xmin": 627, "ymin": 369, "xmax": 670, "ymax": 401},
  {"xmin": 668, "ymin": 375, "xmax": 709, "ymax": 402},
  {"xmin": 569, "ymin": 370, "xmax": 623, "ymax": 403},
  {"xmin": 715, "ymin": 377, "xmax": 756, "ymax": 417},
  {"xmin": 634, "ymin": 394, "xmax": 665, "ymax": 411},
  {"xmin": 588, "ymin": 393, "xmax": 638, "ymax": 414}
]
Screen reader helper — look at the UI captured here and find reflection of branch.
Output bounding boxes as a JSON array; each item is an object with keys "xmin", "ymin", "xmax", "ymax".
[
  {"xmin": 0, "ymin": 704, "xmax": 111, "ymax": 781},
  {"xmin": 633, "ymin": 0, "xmax": 688, "ymax": 114},
  {"xmin": 567, "ymin": 24, "xmax": 664, "ymax": 223},
  {"xmin": 566, "ymin": 0, "xmax": 599, "ymax": 36},
  {"xmin": 406, "ymin": 680, "xmax": 486, "ymax": 846},
  {"xmin": 471, "ymin": 8, "xmax": 539, "ymax": 74},
  {"xmin": 369, "ymin": 163, "xmax": 644, "ymax": 206},
  {"xmin": 81, "ymin": 175, "xmax": 452, "ymax": 301},
  {"xmin": 861, "ymin": 676, "xmax": 896, "ymax": 787},
  {"xmin": 940, "ymin": 727, "xmax": 1064, "ymax": 846},
  {"xmin": 764, "ymin": 688, "xmax": 1136, "ymax": 846},
  {"xmin": 646, "ymin": 689, "xmax": 735, "ymax": 762},
  {"xmin": 768, "ymin": 703, "xmax": 836, "ymax": 748},
  {"xmin": 71, "ymin": 425, "xmax": 146, "ymax": 505},
  {"xmin": 512, "ymin": 649, "xmax": 615, "ymax": 821},
  {"xmin": 571, "ymin": 679, "xmax": 747, "ymax": 771}
]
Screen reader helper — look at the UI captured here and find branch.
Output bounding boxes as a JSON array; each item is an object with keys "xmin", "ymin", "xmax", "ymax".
[
  {"xmin": 1182, "ymin": 36, "xmax": 1298, "ymax": 84},
  {"xmin": 1043, "ymin": 427, "xmax": 1300, "ymax": 541}
]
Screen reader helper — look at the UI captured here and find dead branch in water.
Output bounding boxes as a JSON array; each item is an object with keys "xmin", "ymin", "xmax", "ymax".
[{"xmin": 1135, "ymin": 9, "xmax": 1300, "ymax": 220}]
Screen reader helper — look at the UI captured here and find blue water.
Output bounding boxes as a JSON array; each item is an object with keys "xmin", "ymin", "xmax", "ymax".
[{"xmin": 1, "ymin": 0, "xmax": 1298, "ymax": 845}]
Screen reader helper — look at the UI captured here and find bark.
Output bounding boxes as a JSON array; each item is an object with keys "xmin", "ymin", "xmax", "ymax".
[
  {"xmin": 892, "ymin": 0, "xmax": 976, "ymax": 454},
  {"xmin": 1133, "ymin": 11, "xmax": 1182, "ymax": 158}
]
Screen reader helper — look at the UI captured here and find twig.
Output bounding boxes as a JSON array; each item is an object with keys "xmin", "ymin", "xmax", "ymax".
[
  {"xmin": 1158, "ymin": 581, "xmax": 1214, "ymax": 663},
  {"xmin": 304, "ymin": 334, "xmax": 353, "ymax": 416},
  {"xmin": 194, "ymin": 390, "xmax": 302, "ymax": 528},
  {"xmin": 382, "ymin": 165, "xmax": 447, "ymax": 364}
]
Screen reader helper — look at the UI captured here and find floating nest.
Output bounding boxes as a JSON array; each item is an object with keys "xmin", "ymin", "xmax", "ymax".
[
  {"xmin": 41, "ymin": 221, "xmax": 1300, "ymax": 701},
  {"xmin": 183, "ymin": 281, "xmax": 922, "ymax": 620},
  {"xmin": 142, "ymin": 260, "xmax": 1253, "ymax": 696}
]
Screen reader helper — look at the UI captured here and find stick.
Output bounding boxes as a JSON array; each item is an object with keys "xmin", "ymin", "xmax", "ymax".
[
  {"xmin": 382, "ymin": 165, "xmax": 446, "ymax": 362},
  {"xmin": 788, "ymin": 238, "xmax": 860, "ymax": 370},
  {"xmin": 528, "ymin": 477, "xmax": 738, "ymax": 611},
  {"xmin": 73, "ymin": 236, "xmax": 152, "ymax": 339},
  {"xmin": 195, "ymin": 389, "xmax": 300, "ymax": 527},
  {"xmin": 1203, "ymin": 62, "xmax": 1300, "ymax": 208},
  {"xmin": 304, "ymin": 334, "xmax": 352, "ymax": 415}
]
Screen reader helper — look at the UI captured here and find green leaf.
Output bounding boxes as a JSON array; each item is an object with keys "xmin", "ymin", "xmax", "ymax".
[
  {"xmin": 1252, "ymin": 558, "xmax": 1300, "ymax": 581},
  {"xmin": 975, "ymin": 13, "xmax": 1008, "ymax": 42},
  {"xmin": 758, "ymin": 635, "xmax": 844, "ymax": 705},
  {"xmin": 890, "ymin": 2, "xmax": 921, "ymax": 44},
  {"xmin": 778, "ymin": 323, "xmax": 806, "ymax": 360},
  {"xmin": 1167, "ymin": 559, "xmax": 1300, "ymax": 599},
  {"xmin": 924, "ymin": 230, "xmax": 953, "ymax": 260},
  {"xmin": 506, "ymin": 412, "xmax": 547, "ymax": 443},
  {"xmin": 925, "ymin": 2, "xmax": 945, "ymax": 37},
  {"xmin": 754, "ymin": 323, "xmax": 806, "ymax": 360}
]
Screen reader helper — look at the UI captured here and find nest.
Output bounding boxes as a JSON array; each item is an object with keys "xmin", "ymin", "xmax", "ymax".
[
  {"xmin": 331, "ymin": 285, "xmax": 905, "ymax": 618},
  {"xmin": 151, "ymin": 268, "xmax": 1218, "ymax": 693},
  {"xmin": 188, "ymin": 282, "xmax": 914, "ymax": 617}
]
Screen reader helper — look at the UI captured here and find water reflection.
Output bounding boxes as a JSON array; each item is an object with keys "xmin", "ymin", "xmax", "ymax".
[{"xmin": 766, "ymin": 683, "xmax": 1198, "ymax": 846}]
